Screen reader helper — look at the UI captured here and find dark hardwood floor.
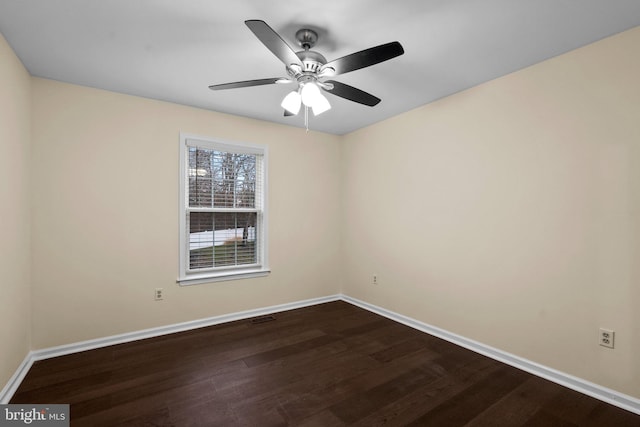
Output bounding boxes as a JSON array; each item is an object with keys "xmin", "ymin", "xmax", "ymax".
[{"xmin": 10, "ymin": 301, "xmax": 640, "ymax": 426}]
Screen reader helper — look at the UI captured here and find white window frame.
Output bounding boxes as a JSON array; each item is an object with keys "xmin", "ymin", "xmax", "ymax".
[{"xmin": 178, "ymin": 133, "xmax": 269, "ymax": 285}]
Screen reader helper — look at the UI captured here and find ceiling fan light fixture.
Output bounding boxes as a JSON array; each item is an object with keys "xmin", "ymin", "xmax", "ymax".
[
  {"xmin": 281, "ymin": 90, "xmax": 302, "ymax": 115},
  {"xmin": 311, "ymin": 93, "xmax": 331, "ymax": 116},
  {"xmin": 300, "ymin": 82, "xmax": 322, "ymax": 107},
  {"xmin": 300, "ymin": 82, "xmax": 331, "ymax": 115}
]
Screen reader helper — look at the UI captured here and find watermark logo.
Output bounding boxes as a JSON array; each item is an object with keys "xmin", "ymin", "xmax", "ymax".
[{"xmin": 0, "ymin": 405, "xmax": 69, "ymax": 426}]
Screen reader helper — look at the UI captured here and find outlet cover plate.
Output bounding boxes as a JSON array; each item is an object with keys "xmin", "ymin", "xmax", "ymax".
[{"xmin": 599, "ymin": 328, "xmax": 614, "ymax": 348}]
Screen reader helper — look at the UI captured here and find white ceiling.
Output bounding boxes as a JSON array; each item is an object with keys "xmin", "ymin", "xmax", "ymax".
[{"xmin": 1, "ymin": 1, "xmax": 639, "ymax": 135}]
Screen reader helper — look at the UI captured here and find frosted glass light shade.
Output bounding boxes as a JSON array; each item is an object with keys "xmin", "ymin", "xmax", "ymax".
[
  {"xmin": 301, "ymin": 82, "xmax": 321, "ymax": 107},
  {"xmin": 301, "ymin": 82, "xmax": 331, "ymax": 115},
  {"xmin": 281, "ymin": 91, "xmax": 301, "ymax": 115},
  {"xmin": 311, "ymin": 93, "xmax": 331, "ymax": 116}
]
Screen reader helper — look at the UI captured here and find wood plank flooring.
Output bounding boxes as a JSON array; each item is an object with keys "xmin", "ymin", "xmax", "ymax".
[{"xmin": 10, "ymin": 301, "xmax": 640, "ymax": 426}]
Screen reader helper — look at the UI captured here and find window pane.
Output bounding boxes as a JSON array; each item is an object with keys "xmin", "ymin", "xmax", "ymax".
[
  {"xmin": 188, "ymin": 147, "xmax": 213, "ymax": 207},
  {"xmin": 188, "ymin": 211, "xmax": 257, "ymax": 269},
  {"xmin": 188, "ymin": 148, "xmax": 256, "ymax": 209}
]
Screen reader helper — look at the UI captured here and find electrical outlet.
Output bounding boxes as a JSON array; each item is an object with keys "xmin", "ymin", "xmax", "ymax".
[
  {"xmin": 372, "ymin": 274, "xmax": 378, "ymax": 285},
  {"xmin": 599, "ymin": 328, "xmax": 614, "ymax": 348},
  {"xmin": 155, "ymin": 288, "xmax": 164, "ymax": 301}
]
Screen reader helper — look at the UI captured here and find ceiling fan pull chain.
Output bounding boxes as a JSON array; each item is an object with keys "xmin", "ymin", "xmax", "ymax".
[{"xmin": 305, "ymin": 106, "xmax": 309, "ymax": 132}]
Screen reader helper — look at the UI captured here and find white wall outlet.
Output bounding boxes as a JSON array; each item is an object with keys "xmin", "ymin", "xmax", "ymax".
[
  {"xmin": 155, "ymin": 288, "xmax": 164, "ymax": 301},
  {"xmin": 599, "ymin": 328, "xmax": 614, "ymax": 348},
  {"xmin": 372, "ymin": 274, "xmax": 378, "ymax": 285}
]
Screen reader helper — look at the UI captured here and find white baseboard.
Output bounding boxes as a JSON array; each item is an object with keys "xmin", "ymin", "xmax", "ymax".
[
  {"xmin": 341, "ymin": 294, "xmax": 640, "ymax": 415},
  {"xmin": 30, "ymin": 294, "xmax": 341, "ymax": 362},
  {"xmin": 0, "ymin": 351, "xmax": 35, "ymax": 404},
  {"xmin": 2, "ymin": 293, "xmax": 639, "ymax": 416}
]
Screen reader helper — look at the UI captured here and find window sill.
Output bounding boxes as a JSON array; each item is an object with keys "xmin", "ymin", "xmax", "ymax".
[{"xmin": 177, "ymin": 268, "xmax": 271, "ymax": 286}]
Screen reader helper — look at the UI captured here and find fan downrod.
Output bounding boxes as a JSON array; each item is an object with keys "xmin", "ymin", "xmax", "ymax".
[{"xmin": 295, "ymin": 29, "xmax": 318, "ymax": 50}]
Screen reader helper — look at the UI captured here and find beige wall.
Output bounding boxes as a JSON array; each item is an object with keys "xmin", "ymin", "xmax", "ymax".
[
  {"xmin": 342, "ymin": 27, "xmax": 640, "ymax": 398},
  {"xmin": 0, "ymin": 33, "xmax": 31, "ymax": 389},
  {"xmin": 30, "ymin": 79, "xmax": 343, "ymax": 348}
]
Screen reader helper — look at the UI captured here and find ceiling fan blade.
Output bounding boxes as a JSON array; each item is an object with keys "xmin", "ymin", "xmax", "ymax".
[
  {"xmin": 321, "ymin": 41, "xmax": 404, "ymax": 76},
  {"xmin": 245, "ymin": 20, "xmax": 303, "ymax": 68},
  {"xmin": 324, "ymin": 80, "xmax": 381, "ymax": 106},
  {"xmin": 208, "ymin": 78, "xmax": 282, "ymax": 91}
]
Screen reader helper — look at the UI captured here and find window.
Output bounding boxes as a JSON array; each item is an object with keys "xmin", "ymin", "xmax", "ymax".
[{"xmin": 178, "ymin": 134, "xmax": 268, "ymax": 285}]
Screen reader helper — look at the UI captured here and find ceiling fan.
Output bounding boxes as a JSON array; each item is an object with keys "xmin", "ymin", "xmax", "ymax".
[{"xmin": 209, "ymin": 20, "xmax": 404, "ymax": 119}]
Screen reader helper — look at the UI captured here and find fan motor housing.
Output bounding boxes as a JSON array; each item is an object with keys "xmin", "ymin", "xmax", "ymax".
[{"xmin": 295, "ymin": 50, "xmax": 326, "ymax": 73}]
